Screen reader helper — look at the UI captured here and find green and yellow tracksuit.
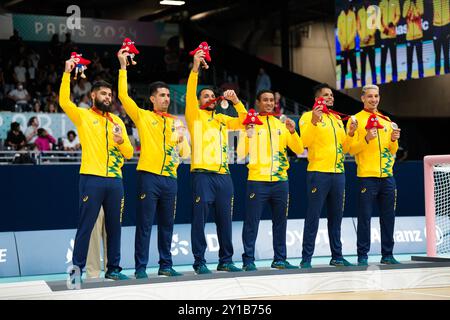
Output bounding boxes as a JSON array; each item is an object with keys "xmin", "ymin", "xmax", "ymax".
[
  {"xmin": 347, "ymin": 109, "xmax": 398, "ymax": 178},
  {"xmin": 357, "ymin": 7, "xmax": 376, "ymax": 47},
  {"xmin": 186, "ymin": 69, "xmax": 246, "ymax": 268},
  {"xmin": 185, "ymin": 70, "xmax": 246, "ymax": 174},
  {"xmin": 59, "ymin": 72, "xmax": 133, "ymax": 177},
  {"xmin": 337, "ymin": 9, "xmax": 357, "ymax": 50},
  {"xmin": 118, "ymin": 69, "xmax": 191, "ymax": 273},
  {"xmin": 237, "ymin": 115, "xmax": 304, "ymax": 182},
  {"xmin": 379, "ymin": 0, "xmax": 401, "ymax": 39},
  {"xmin": 299, "ymin": 111, "xmax": 353, "ymax": 173},
  {"xmin": 118, "ymin": 69, "xmax": 190, "ymax": 178},
  {"xmin": 59, "ymin": 71, "xmax": 133, "ymax": 274},
  {"xmin": 348, "ymin": 109, "xmax": 399, "ymax": 261},
  {"xmin": 238, "ymin": 115, "xmax": 303, "ymax": 266},
  {"xmin": 403, "ymin": 0, "xmax": 424, "ymax": 41},
  {"xmin": 433, "ymin": 0, "xmax": 450, "ymax": 27},
  {"xmin": 299, "ymin": 110, "xmax": 353, "ymax": 263}
]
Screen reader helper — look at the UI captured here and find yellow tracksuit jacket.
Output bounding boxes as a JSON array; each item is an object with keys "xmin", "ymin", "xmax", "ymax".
[
  {"xmin": 379, "ymin": 0, "xmax": 401, "ymax": 39},
  {"xmin": 337, "ymin": 9, "xmax": 357, "ymax": 50},
  {"xmin": 357, "ymin": 7, "xmax": 377, "ymax": 47},
  {"xmin": 299, "ymin": 111, "xmax": 353, "ymax": 173},
  {"xmin": 347, "ymin": 109, "xmax": 399, "ymax": 178},
  {"xmin": 433, "ymin": 0, "xmax": 450, "ymax": 27},
  {"xmin": 118, "ymin": 70, "xmax": 190, "ymax": 178},
  {"xmin": 237, "ymin": 115, "xmax": 304, "ymax": 182},
  {"xmin": 59, "ymin": 72, "xmax": 133, "ymax": 178},
  {"xmin": 185, "ymin": 70, "xmax": 246, "ymax": 174},
  {"xmin": 403, "ymin": 0, "xmax": 424, "ymax": 41}
]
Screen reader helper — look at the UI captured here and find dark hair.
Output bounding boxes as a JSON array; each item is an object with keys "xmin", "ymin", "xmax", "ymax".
[
  {"xmin": 149, "ymin": 81, "xmax": 170, "ymax": 96},
  {"xmin": 197, "ymin": 87, "xmax": 217, "ymax": 99},
  {"xmin": 27, "ymin": 116, "xmax": 37, "ymax": 127},
  {"xmin": 313, "ymin": 83, "xmax": 333, "ymax": 97},
  {"xmin": 67, "ymin": 130, "xmax": 76, "ymax": 138},
  {"xmin": 256, "ymin": 89, "xmax": 275, "ymax": 101},
  {"xmin": 10, "ymin": 122, "xmax": 20, "ymax": 132},
  {"xmin": 91, "ymin": 80, "xmax": 112, "ymax": 93},
  {"xmin": 37, "ymin": 128, "xmax": 45, "ymax": 137}
]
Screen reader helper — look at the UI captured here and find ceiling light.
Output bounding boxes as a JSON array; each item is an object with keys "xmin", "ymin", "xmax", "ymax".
[{"xmin": 160, "ymin": 0, "xmax": 185, "ymax": 5}]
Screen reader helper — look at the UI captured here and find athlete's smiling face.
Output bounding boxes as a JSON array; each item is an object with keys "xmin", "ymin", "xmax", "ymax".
[
  {"xmin": 256, "ymin": 92, "xmax": 275, "ymax": 114},
  {"xmin": 362, "ymin": 88, "xmax": 380, "ymax": 112},
  {"xmin": 316, "ymin": 88, "xmax": 334, "ymax": 108}
]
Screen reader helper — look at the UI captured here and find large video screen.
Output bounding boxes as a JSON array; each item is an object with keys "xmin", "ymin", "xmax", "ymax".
[{"xmin": 335, "ymin": 0, "xmax": 449, "ymax": 89}]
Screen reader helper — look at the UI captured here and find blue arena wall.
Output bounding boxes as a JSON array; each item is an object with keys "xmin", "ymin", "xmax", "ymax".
[{"xmin": 0, "ymin": 161, "xmax": 424, "ymax": 232}]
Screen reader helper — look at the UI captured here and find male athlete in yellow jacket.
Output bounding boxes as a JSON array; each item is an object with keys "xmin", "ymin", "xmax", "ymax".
[
  {"xmin": 299, "ymin": 83, "xmax": 357, "ymax": 268},
  {"xmin": 186, "ymin": 50, "xmax": 246, "ymax": 274},
  {"xmin": 60, "ymin": 58, "xmax": 133, "ymax": 282},
  {"xmin": 117, "ymin": 49, "xmax": 190, "ymax": 279},
  {"xmin": 238, "ymin": 90, "xmax": 303, "ymax": 271},
  {"xmin": 348, "ymin": 84, "xmax": 401, "ymax": 266}
]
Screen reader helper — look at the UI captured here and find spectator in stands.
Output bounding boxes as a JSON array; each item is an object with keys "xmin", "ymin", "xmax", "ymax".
[
  {"xmin": 48, "ymin": 34, "xmax": 62, "ymax": 62},
  {"xmin": 4, "ymin": 122, "xmax": 26, "ymax": 150},
  {"xmin": 32, "ymin": 100, "xmax": 42, "ymax": 113},
  {"xmin": 34, "ymin": 128, "xmax": 56, "ymax": 151},
  {"xmin": 73, "ymin": 78, "xmax": 92, "ymax": 100},
  {"xmin": 62, "ymin": 130, "xmax": 81, "ymax": 151},
  {"xmin": 45, "ymin": 102, "xmax": 58, "ymax": 113},
  {"xmin": 9, "ymin": 29, "xmax": 23, "ymax": 49},
  {"xmin": 220, "ymin": 75, "xmax": 240, "ymax": 95},
  {"xmin": 274, "ymin": 91, "xmax": 285, "ymax": 115},
  {"xmin": 78, "ymin": 94, "xmax": 90, "ymax": 109},
  {"xmin": 255, "ymin": 68, "xmax": 271, "ymax": 94},
  {"xmin": 25, "ymin": 116, "xmax": 39, "ymax": 144},
  {"xmin": 13, "ymin": 59, "xmax": 27, "ymax": 84},
  {"xmin": 8, "ymin": 82, "xmax": 31, "ymax": 112}
]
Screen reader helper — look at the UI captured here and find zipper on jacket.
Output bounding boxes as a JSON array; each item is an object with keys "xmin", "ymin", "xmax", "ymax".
[
  {"xmin": 105, "ymin": 119, "xmax": 109, "ymax": 177},
  {"xmin": 160, "ymin": 117, "xmax": 167, "ymax": 174},
  {"xmin": 329, "ymin": 115, "xmax": 338, "ymax": 173},
  {"xmin": 267, "ymin": 116, "xmax": 273, "ymax": 182}
]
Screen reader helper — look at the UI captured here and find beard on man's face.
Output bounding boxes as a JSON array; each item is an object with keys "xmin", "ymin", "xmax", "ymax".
[{"xmin": 94, "ymin": 98, "xmax": 112, "ymax": 112}]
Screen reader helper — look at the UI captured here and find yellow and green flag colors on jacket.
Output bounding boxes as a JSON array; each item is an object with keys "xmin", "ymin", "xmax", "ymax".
[
  {"xmin": 337, "ymin": 8, "xmax": 357, "ymax": 50},
  {"xmin": 299, "ymin": 111, "xmax": 353, "ymax": 174},
  {"xmin": 118, "ymin": 69, "xmax": 190, "ymax": 178},
  {"xmin": 59, "ymin": 72, "xmax": 133, "ymax": 178},
  {"xmin": 379, "ymin": 0, "xmax": 401, "ymax": 39},
  {"xmin": 237, "ymin": 115, "xmax": 304, "ymax": 182},
  {"xmin": 347, "ymin": 109, "xmax": 399, "ymax": 178},
  {"xmin": 185, "ymin": 70, "xmax": 247, "ymax": 174},
  {"xmin": 403, "ymin": 0, "xmax": 424, "ymax": 41},
  {"xmin": 432, "ymin": 0, "xmax": 450, "ymax": 27}
]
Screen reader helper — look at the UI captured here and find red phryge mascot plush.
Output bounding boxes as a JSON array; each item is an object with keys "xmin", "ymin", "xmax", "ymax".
[
  {"xmin": 365, "ymin": 113, "xmax": 384, "ymax": 130},
  {"xmin": 121, "ymin": 38, "xmax": 140, "ymax": 66},
  {"xmin": 243, "ymin": 109, "xmax": 263, "ymax": 126},
  {"xmin": 189, "ymin": 42, "xmax": 211, "ymax": 69},
  {"xmin": 70, "ymin": 52, "xmax": 91, "ymax": 80},
  {"xmin": 313, "ymin": 97, "xmax": 330, "ymax": 114}
]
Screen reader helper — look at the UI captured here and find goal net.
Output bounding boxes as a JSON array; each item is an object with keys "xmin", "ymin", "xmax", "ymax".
[{"xmin": 424, "ymin": 155, "xmax": 450, "ymax": 257}]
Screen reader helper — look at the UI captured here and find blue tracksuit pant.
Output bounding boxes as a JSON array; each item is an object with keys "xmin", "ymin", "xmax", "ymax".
[
  {"xmin": 242, "ymin": 180, "xmax": 289, "ymax": 266},
  {"xmin": 191, "ymin": 172, "xmax": 234, "ymax": 268},
  {"xmin": 135, "ymin": 171, "xmax": 177, "ymax": 272},
  {"xmin": 72, "ymin": 174, "xmax": 124, "ymax": 273},
  {"xmin": 357, "ymin": 176, "xmax": 397, "ymax": 260},
  {"xmin": 302, "ymin": 172, "xmax": 345, "ymax": 262}
]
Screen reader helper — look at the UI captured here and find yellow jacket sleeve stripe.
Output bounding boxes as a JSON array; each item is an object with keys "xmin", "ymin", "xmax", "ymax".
[{"xmin": 287, "ymin": 130, "xmax": 304, "ymax": 155}]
